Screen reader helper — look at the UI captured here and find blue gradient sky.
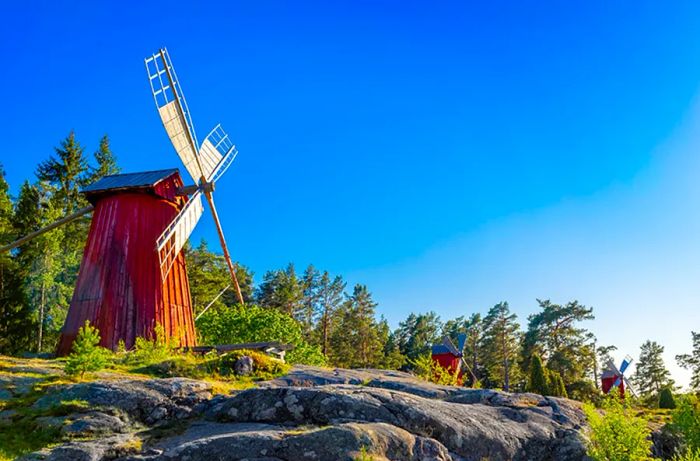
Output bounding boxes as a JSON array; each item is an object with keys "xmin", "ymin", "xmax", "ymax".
[{"xmin": 1, "ymin": 1, "xmax": 699, "ymax": 386}]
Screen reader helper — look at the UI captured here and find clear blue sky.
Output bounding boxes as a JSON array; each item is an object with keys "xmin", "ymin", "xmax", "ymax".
[{"xmin": 1, "ymin": 1, "xmax": 699, "ymax": 387}]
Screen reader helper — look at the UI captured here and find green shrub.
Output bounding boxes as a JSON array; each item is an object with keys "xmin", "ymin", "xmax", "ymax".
[
  {"xmin": 546, "ymin": 369, "xmax": 568, "ymax": 398},
  {"xmin": 64, "ymin": 321, "xmax": 111, "ymax": 379},
  {"xmin": 285, "ymin": 342, "xmax": 327, "ymax": 367},
  {"xmin": 527, "ymin": 354, "xmax": 548, "ymax": 395},
  {"xmin": 673, "ymin": 395, "xmax": 700, "ymax": 453},
  {"xmin": 197, "ymin": 304, "xmax": 327, "ymax": 366},
  {"xmin": 660, "ymin": 388, "xmax": 677, "ymax": 409},
  {"xmin": 583, "ymin": 395, "xmax": 652, "ymax": 461},
  {"xmin": 122, "ymin": 324, "xmax": 173, "ymax": 366},
  {"xmin": 673, "ymin": 449, "xmax": 700, "ymax": 461},
  {"xmin": 409, "ymin": 353, "xmax": 460, "ymax": 386}
]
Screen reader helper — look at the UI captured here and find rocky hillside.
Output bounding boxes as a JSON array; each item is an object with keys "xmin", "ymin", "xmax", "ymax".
[{"xmin": 1, "ymin": 358, "xmax": 589, "ymax": 461}]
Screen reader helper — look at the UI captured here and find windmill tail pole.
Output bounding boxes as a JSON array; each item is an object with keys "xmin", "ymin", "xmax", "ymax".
[
  {"xmin": 0, "ymin": 205, "xmax": 94, "ymax": 252},
  {"xmin": 202, "ymin": 190, "xmax": 245, "ymax": 305}
]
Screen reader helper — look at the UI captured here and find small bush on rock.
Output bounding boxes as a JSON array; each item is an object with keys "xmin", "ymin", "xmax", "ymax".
[
  {"xmin": 583, "ymin": 395, "xmax": 652, "ymax": 461},
  {"xmin": 64, "ymin": 321, "xmax": 111, "ymax": 379}
]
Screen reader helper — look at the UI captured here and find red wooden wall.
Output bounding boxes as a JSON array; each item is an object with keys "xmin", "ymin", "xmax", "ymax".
[{"xmin": 57, "ymin": 182, "xmax": 196, "ymax": 355}]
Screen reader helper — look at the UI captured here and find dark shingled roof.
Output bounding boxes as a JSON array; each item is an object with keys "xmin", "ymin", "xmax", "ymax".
[{"xmin": 82, "ymin": 169, "xmax": 180, "ymax": 194}]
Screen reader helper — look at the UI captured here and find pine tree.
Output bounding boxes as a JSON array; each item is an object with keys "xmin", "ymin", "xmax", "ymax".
[
  {"xmin": 676, "ymin": 331, "xmax": 700, "ymax": 392},
  {"xmin": 523, "ymin": 299, "xmax": 594, "ymax": 386},
  {"xmin": 313, "ymin": 271, "xmax": 345, "ymax": 356},
  {"xmin": 527, "ymin": 354, "xmax": 549, "ymax": 395},
  {"xmin": 395, "ymin": 311, "xmax": 442, "ymax": 362},
  {"xmin": 299, "ymin": 265, "xmax": 320, "ymax": 339},
  {"xmin": 256, "ymin": 263, "xmax": 304, "ymax": 317},
  {"xmin": 632, "ymin": 340, "xmax": 675, "ymax": 397},
  {"xmin": 481, "ymin": 302, "xmax": 521, "ymax": 391},
  {"xmin": 329, "ymin": 285, "xmax": 384, "ymax": 368},
  {"xmin": 64, "ymin": 321, "xmax": 110, "ymax": 378}
]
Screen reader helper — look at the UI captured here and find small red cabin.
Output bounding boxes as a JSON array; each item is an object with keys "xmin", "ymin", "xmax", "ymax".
[
  {"xmin": 601, "ymin": 369, "xmax": 625, "ymax": 398},
  {"xmin": 57, "ymin": 169, "xmax": 197, "ymax": 355}
]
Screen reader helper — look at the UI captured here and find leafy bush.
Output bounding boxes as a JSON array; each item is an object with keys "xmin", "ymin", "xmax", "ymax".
[
  {"xmin": 673, "ymin": 395, "xmax": 700, "ymax": 453},
  {"xmin": 583, "ymin": 395, "xmax": 652, "ymax": 461},
  {"xmin": 673, "ymin": 449, "xmax": 700, "ymax": 461},
  {"xmin": 197, "ymin": 304, "xmax": 327, "ymax": 366},
  {"xmin": 410, "ymin": 353, "xmax": 460, "ymax": 386},
  {"xmin": 660, "ymin": 387, "xmax": 677, "ymax": 409},
  {"xmin": 121, "ymin": 324, "xmax": 173, "ymax": 366},
  {"xmin": 64, "ymin": 321, "xmax": 111, "ymax": 378},
  {"xmin": 568, "ymin": 379, "xmax": 599, "ymax": 402}
]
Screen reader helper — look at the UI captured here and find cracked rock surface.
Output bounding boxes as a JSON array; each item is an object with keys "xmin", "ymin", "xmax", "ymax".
[{"xmin": 21, "ymin": 366, "xmax": 589, "ymax": 461}]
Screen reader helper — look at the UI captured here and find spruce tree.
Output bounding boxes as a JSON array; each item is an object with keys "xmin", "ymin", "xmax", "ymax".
[
  {"xmin": 89, "ymin": 135, "xmax": 120, "ymax": 181},
  {"xmin": 0, "ymin": 168, "xmax": 34, "ymax": 353},
  {"xmin": 676, "ymin": 331, "xmax": 700, "ymax": 392},
  {"xmin": 527, "ymin": 354, "xmax": 549, "ymax": 395},
  {"xmin": 658, "ymin": 387, "xmax": 676, "ymax": 409},
  {"xmin": 482, "ymin": 302, "xmax": 521, "ymax": 391},
  {"xmin": 632, "ymin": 340, "xmax": 675, "ymax": 397}
]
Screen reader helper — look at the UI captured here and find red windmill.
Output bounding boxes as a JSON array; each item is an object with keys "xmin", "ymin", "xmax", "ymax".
[
  {"xmin": 431, "ymin": 334, "xmax": 478, "ymax": 385},
  {"xmin": 2, "ymin": 48, "xmax": 245, "ymax": 354}
]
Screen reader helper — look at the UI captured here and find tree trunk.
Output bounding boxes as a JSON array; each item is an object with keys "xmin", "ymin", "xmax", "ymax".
[{"xmin": 37, "ymin": 280, "xmax": 45, "ymax": 353}]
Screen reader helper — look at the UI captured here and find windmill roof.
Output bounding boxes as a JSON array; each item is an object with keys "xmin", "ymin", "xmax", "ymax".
[
  {"xmin": 82, "ymin": 169, "xmax": 180, "ymax": 194},
  {"xmin": 431, "ymin": 344, "xmax": 453, "ymax": 355},
  {"xmin": 601, "ymin": 369, "xmax": 619, "ymax": 379}
]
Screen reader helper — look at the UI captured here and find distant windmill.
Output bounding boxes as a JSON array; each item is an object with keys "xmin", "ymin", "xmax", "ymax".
[
  {"xmin": 1, "ymin": 47, "xmax": 245, "ymax": 354},
  {"xmin": 602, "ymin": 355, "xmax": 637, "ymax": 397},
  {"xmin": 431, "ymin": 334, "xmax": 479, "ymax": 385}
]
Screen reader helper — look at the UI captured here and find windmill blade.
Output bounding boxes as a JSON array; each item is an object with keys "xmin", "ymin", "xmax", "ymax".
[
  {"xmin": 157, "ymin": 191, "xmax": 204, "ymax": 280},
  {"xmin": 618, "ymin": 355, "xmax": 633, "ymax": 375},
  {"xmin": 199, "ymin": 124, "xmax": 238, "ymax": 182},
  {"xmin": 442, "ymin": 336, "xmax": 461, "ymax": 357},
  {"xmin": 145, "ymin": 48, "xmax": 203, "ymax": 183},
  {"xmin": 607, "ymin": 359, "xmax": 622, "ymax": 377},
  {"xmin": 457, "ymin": 333, "xmax": 467, "ymax": 354},
  {"xmin": 202, "ymin": 191, "xmax": 245, "ymax": 305}
]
